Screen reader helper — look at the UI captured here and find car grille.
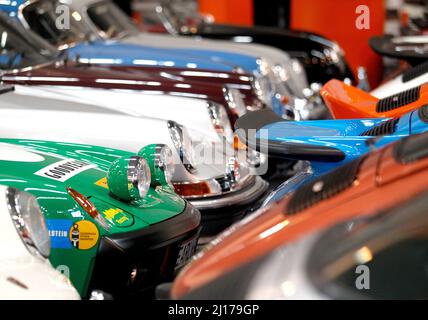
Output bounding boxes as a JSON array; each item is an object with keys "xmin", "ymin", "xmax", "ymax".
[
  {"xmin": 285, "ymin": 158, "xmax": 364, "ymax": 215},
  {"xmin": 376, "ymin": 86, "xmax": 421, "ymax": 113}
]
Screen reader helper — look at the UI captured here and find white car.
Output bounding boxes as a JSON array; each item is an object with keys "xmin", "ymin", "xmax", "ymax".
[
  {"xmin": 0, "ymin": 85, "xmax": 268, "ymax": 237},
  {"xmin": 0, "ymin": 185, "xmax": 80, "ymax": 300}
]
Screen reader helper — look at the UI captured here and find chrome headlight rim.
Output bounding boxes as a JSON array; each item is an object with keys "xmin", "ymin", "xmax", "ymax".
[
  {"xmin": 167, "ymin": 120, "xmax": 197, "ymax": 174},
  {"xmin": 6, "ymin": 187, "xmax": 51, "ymax": 259},
  {"xmin": 223, "ymin": 87, "xmax": 247, "ymax": 117},
  {"xmin": 127, "ymin": 156, "xmax": 152, "ymax": 200},
  {"xmin": 154, "ymin": 144, "xmax": 176, "ymax": 187},
  {"xmin": 107, "ymin": 155, "xmax": 152, "ymax": 202},
  {"xmin": 252, "ymin": 74, "xmax": 273, "ymax": 107},
  {"xmin": 206, "ymin": 101, "xmax": 234, "ymax": 142}
]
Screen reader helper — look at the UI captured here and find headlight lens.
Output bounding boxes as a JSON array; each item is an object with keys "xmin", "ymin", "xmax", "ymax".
[
  {"xmin": 168, "ymin": 121, "xmax": 197, "ymax": 173},
  {"xmin": 224, "ymin": 87, "xmax": 247, "ymax": 117},
  {"xmin": 6, "ymin": 187, "xmax": 50, "ymax": 258},
  {"xmin": 107, "ymin": 156, "xmax": 151, "ymax": 201},
  {"xmin": 138, "ymin": 144, "xmax": 176, "ymax": 187},
  {"xmin": 207, "ymin": 102, "xmax": 234, "ymax": 141}
]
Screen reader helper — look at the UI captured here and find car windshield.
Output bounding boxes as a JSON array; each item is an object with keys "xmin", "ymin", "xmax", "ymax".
[
  {"xmin": 87, "ymin": 0, "xmax": 139, "ymax": 39},
  {"xmin": 307, "ymin": 190, "xmax": 428, "ymax": 299},
  {"xmin": 22, "ymin": 0, "xmax": 92, "ymax": 48},
  {"xmin": 0, "ymin": 12, "xmax": 58, "ymax": 70}
]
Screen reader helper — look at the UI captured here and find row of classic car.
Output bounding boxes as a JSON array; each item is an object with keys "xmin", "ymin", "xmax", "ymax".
[{"xmin": 1, "ymin": 0, "xmax": 427, "ymax": 300}]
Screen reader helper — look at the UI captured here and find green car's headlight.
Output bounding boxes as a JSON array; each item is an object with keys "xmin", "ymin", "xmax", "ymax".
[
  {"xmin": 6, "ymin": 187, "xmax": 51, "ymax": 258},
  {"xmin": 107, "ymin": 156, "xmax": 151, "ymax": 202},
  {"xmin": 138, "ymin": 144, "xmax": 175, "ymax": 188}
]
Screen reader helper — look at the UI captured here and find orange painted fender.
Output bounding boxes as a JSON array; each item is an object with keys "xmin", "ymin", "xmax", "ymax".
[{"xmin": 321, "ymin": 79, "xmax": 428, "ymax": 119}]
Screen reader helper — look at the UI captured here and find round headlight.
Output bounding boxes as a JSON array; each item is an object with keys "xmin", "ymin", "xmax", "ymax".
[
  {"xmin": 107, "ymin": 156, "xmax": 151, "ymax": 202},
  {"xmin": 207, "ymin": 102, "xmax": 234, "ymax": 141},
  {"xmin": 138, "ymin": 144, "xmax": 176, "ymax": 187},
  {"xmin": 6, "ymin": 187, "xmax": 50, "ymax": 258},
  {"xmin": 168, "ymin": 121, "xmax": 197, "ymax": 173}
]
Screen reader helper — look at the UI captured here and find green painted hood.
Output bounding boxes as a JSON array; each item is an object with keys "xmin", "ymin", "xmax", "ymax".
[{"xmin": 0, "ymin": 139, "xmax": 186, "ymax": 296}]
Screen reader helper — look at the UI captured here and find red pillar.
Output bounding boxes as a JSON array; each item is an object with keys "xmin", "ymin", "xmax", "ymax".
[
  {"xmin": 198, "ymin": 0, "xmax": 254, "ymax": 26},
  {"xmin": 290, "ymin": 0, "xmax": 385, "ymax": 88}
]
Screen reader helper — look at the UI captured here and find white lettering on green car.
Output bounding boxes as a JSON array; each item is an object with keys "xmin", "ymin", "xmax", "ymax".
[{"xmin": 34, "ymin": 159, "xmax": 97, "ymax": 182}]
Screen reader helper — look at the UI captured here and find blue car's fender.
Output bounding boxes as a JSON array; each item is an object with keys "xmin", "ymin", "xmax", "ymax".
[{"xmin": 236, "ymin": 109, "xmax": 425, "ymax": 204}]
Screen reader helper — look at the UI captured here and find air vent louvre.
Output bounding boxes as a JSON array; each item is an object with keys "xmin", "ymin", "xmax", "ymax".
[
  {"xmin": 360, "ymin": 118, "xmax": 399, "ymax": 136},
  {"xmin": 376, "ymin": 86, "xmax": 421, "ymax": 113},
  {"xmin": 286, "ymin": 158, "xmax": 364, "ymax": 215}
]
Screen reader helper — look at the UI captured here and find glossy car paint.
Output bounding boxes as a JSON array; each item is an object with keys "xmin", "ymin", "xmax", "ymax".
[
  {"xmin": 172, "ymin": 133, "xmax": 428, "ymax": 299},
  {"xmin": 0, "ymin": 139, "xmax": 200, "ymax": 298},
  {"xmin": 70, "ymin": 0, "xmax": 309, "ymax": 94},
  {"xmin": 134, "ymin": 0, "xmax": 355, "ymax": 85},
  {"xmin": 0, "ymin": 15, "xmax": 246, "ymax": 136},
  {"xmin": 27, "ymin": 0, "xmax": 310, "ymax": 115},
  {"xmin": 235, "ymin": 105, "xmax": 428, "ymax": 203},
  {"xmin": 0, "ymin": 1, "xmax": 242, "ymax": 72},
  {"xmin": 3, "ymin": 0, "xmax": 304, "ymax": 89},
  {"xmin": 0, "ymin": 185, "xmax": 80, "ymax": 300},
  {"xmin": 1, "ymin": 0, "xmax": 317, "ymax": 118},
  {"xmin": 3, "ymin": 60, "xmax": 250, "ymax": 125},
  {"xmin": 0, "ymin": 86, "xmax": 268, "ymax": 237},
  {"xmin": 321, "ymin": 79, "xmax": 428, "ymax": 119}
]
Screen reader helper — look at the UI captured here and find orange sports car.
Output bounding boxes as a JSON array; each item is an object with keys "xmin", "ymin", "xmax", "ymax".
[
  {"xmin": 172, "ymin": 131, "xmax": 428, "ymax": 299},
  {"xmin": 321, "ymin": 79, "xmax": 428, "ymax": 119}
]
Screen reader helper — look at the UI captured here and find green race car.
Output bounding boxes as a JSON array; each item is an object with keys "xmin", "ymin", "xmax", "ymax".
[{"xmin": 0, "ymin": 139, "xmax": 200, "ymax": 298}]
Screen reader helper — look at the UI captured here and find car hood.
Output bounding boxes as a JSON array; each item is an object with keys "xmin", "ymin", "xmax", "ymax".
[
  {"xmin": 0, "ymin": 139, "xmax": 185, "ymax": 229},
  {"xmin": 0, "ymin": 85, "xmax": 231, "ymax": 182},
  {"xmin": 66, "ymin": 40, "xmax": 238, "ymax": 71},
  {"xmin": 3, "ymin": 62, "xmax": 227, "ymax": 104},
  {"xmin": 119, "ymin": 33, "xmax": 309, "ymax": 95},
  {"xmin": 7, "ymin": 83, "xmax": 220, "ymax": 142},
  {"xmin": 198, "ymin": 23, "xmax": 341, "ymax": 52}
]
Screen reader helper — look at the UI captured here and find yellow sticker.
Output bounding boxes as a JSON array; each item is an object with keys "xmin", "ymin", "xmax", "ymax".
[
  {"xmin": 95, "ymin": 177, "xmax": 109, "ymax": 189},
  {"xmin": 69, "ymin": 220, "xmax": 99, "ymax": 250}
]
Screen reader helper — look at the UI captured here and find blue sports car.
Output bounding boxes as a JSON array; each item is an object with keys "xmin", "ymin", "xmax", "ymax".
[{"xmin": 236, "ymin": 105, "xmax": 428, "ymax": 204}]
